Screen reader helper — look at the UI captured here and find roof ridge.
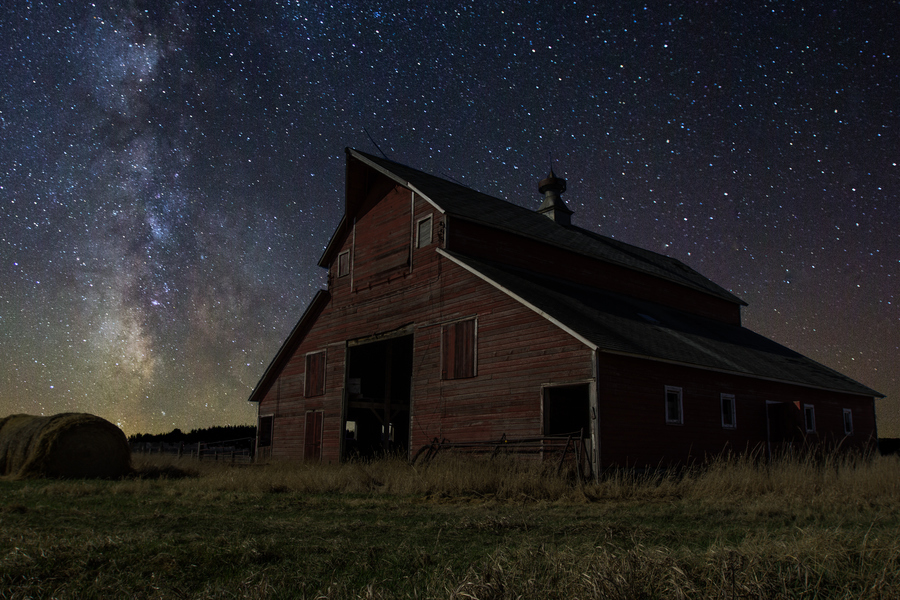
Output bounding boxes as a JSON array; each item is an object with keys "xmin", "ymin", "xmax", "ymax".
[{"xmin": 347, "ymin": 148, "xmax": 744, "ymax": 305}]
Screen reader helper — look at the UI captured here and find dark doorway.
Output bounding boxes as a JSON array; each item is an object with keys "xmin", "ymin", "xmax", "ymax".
[
  {"xmin": 343, "ymin": 334, "xmax": 413, "ymax": 460},
  {"xmin": 544, "ymin": 384, "xmax": 591, "ymax": 438}
]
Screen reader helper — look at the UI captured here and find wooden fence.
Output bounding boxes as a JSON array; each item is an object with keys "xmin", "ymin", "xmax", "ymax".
[
  {"xmin": 411, "ymin": 430, "xmax": 592, "ymax": 480},
  {"xmin": 131, "ymin": 437, "xmax": 256, "ymax": 464}
]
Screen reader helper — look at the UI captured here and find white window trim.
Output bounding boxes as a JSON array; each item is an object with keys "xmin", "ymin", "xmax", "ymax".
[
  {"xmin": 720, "ymin": 393, "xmax": 736, "ymax": 429},
  {"xmin": 665, "ymin": 386, "xmax": 683, "ymax": 425},
  {"xmin": 416, "ymin": 214, "xmax": 433, "ymax": 248},
  {"xmin": 843, "ymin": 408, "xmax": 853, "ymax": 436},
  {"xmin": 803, "ymin": 404, "xmax": 816, "ymax": 433}
]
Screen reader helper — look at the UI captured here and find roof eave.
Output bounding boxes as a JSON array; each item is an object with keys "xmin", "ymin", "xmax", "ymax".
[
  {"xmin": 346, "ymin": 148, "xmax": 446, "ymax": 214},
  {"xmin": 597, "ymin": 347, "xmax": 884, "ymax": 399},
  {"xmin": 318, "ymin": 214, "xmax": 349, "ymax": 268},
  {"xmin": 247, "ymin": 290, "xmax": 331, "ymax": 404}
]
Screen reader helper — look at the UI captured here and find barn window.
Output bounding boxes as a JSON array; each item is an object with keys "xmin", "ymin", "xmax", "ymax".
[
  {"xmin": 305, "ymin": 351, "xmax": 326, "ymax": 397},
  {"xmin": 665, "ymin": 386, "xmax": 683, "ymax": 424},
  {"xmin": 416, "ymin": 215, "xmax": 433, "ymax": 248},
  {"xmin": 720, "ymin": 393, "xmax": 736, "ymax": 429},
  {"xmin": 338, "ymin": 250, "xmax": 350, "ymax": 277},
  {"xmin": 442, "ymin": 318, "xmax": 476, "ymax": 379},
  {"xmin": 803, "ymin": 404, "xmax": 816, "ymax": 433},
  {"xmin": 843, "ymin": 408, "xmax": 853, "ymax": 435},
  {"xmin": 258, "ymin": 415, "xmax": 274, "ymax": 447}
]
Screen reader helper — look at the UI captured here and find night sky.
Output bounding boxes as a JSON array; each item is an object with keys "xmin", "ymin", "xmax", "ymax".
[{"xmin": 2, "ymin": 1, "xmax": 897, "ymax": 437}]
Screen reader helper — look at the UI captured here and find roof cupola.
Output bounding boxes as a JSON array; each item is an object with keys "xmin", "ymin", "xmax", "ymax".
[{"xmin": 537, "ymin": 168, "xmax": 573, "ymax": 226}]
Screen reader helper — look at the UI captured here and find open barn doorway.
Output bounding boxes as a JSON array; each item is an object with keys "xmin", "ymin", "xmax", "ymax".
[
  {"xmin": 544, "ymin": 384, "xmax": 591, "ymax": 438},
  {"xmin": 543, "ymin": 383, "xmax": 593, "ymax": 478},
  {"xmin": 343, "ymin": 332, "xmax": 413, "ymax": 460}
]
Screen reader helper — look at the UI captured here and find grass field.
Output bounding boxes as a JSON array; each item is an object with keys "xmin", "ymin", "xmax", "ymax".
[{"xmin": 2, "ymin": 452, "xmax": 899, "ymax": 599}]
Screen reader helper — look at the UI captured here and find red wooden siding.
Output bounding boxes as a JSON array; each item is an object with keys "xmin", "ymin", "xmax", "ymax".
[
  {"xmin": 596, "ymin": 352, "xmax": 877, "ymax": 468},
  {"xmin": 255, "ymin": 158, "xmax": 878, "ymax": 468},
  {"xmin": 352, "ymin": 185, "xmax": 412, "ymax": 288},
  {"xmin": 258, "ymin": 229, "xmax": 596, "ymax": 462}
]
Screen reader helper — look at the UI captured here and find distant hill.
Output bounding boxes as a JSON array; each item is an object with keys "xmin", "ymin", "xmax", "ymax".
[{"xmin": 129, "ymin": 425, "xmax": 255, "ymax": 445}]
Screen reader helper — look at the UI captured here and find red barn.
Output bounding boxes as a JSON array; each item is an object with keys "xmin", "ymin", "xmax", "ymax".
[{"xmin": 248, "ymin": 148, "xmax": 881, "ymax": 471}]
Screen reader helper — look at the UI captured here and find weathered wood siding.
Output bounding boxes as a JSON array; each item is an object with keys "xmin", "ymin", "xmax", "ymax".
[
  {"xmin": 596, "ymin": 352, "xmax": 878, "ymax": 468},
  {"xmin": 256, "ymin": 167, "xmax": 877, "ymax": 468},
  {"xmin": 257, "ymin": 186, "xmax": 596, "ymax": 462}
]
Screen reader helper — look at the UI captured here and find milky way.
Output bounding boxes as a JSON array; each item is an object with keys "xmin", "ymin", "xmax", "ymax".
[{"xmin": 1, "ymin": 2, "xmax": 897, "ymax": 436}]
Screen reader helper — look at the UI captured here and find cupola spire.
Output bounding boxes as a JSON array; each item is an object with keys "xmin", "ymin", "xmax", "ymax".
[{"xmin": 536, "ymin": 163, "xmax": 573, "ymax": 226}]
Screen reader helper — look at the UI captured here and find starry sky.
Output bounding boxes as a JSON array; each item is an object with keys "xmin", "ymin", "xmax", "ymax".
[{"xmin": 1, "ymin": 1, "xmax": 897, "ymax": 437}]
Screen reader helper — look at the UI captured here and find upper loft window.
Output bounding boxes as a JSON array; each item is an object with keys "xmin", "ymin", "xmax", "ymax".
[
  {"xmin": 442, "ymin": 318, "xmax": 476, "ymax": 379},
  {"xmin": 305, "ymin": 350, "xmax": 326, "ymax": 397},
  {"xmin": 337, "ymin": 250, "xmax": 350, "ymax": 278},
  {"xmin": 721, "ymin": 393, "xmax": 736, "ymax": 429},
  {"xmin": 416, "ymin": 215, "xmax": 433, "ymax": 248},
  {"xmin": 665, "ymin": 386, "xmax": 683, "ymax": 424},
  {"xmin": 803, "ymin": 404, "xmax": 816, "ymax": 433}
]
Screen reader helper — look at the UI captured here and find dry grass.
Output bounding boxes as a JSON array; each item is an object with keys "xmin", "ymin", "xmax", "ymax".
[
  {"xmin": 132, "ymin": 448, "xmax": 900, "ymax": 506},
  {"xmin": 2, "ymin": 451, "xmax": 898, "ymax": 598}
]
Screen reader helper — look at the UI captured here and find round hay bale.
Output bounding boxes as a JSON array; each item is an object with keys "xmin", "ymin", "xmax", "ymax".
[{"xmin": 0, "ymin": 413, "xmax": 132, "ymax": 479}]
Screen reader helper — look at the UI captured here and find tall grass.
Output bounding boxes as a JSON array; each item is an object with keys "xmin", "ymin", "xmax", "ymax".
[{"xmin": 128, "ymin": 449, "xmax": 900, "ymax": 511}]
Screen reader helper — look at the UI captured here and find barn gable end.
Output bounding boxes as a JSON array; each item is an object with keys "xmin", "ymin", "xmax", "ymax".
[{"xmin": 249, "ymin": 148, "xmax": 881, "ymax": 471}]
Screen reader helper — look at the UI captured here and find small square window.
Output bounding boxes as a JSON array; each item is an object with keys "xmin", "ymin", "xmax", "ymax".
[
  {"xmin": 843, "ymin": 408, "xmax": 853, "ymax": 436},
  {"xmin": 665, "ymin": 386, "xmax": 683, "ymax": 424},
  {"xmin": 337, "ymin": 250, "xmax": 350, "ymax": 277},
  {"xmin": 416, "ymin": 215, "xmax": 433, "ymax": 248},
  {"xmin": 721, "ymin": 393, "xmax": 736, "ymax": 429},
  {"xmin": 803, "ymin": 404, "xmax": 816, "ymax": 433}
]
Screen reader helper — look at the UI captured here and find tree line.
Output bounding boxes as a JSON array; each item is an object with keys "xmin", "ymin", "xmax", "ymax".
[{"xmin": 129, "ymin": 425, "xmax": 256, "ymax": 445}]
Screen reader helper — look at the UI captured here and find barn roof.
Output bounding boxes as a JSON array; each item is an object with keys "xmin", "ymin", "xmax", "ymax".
[
  {"xmin": 345, "ymin": 148, "xmax": 745, "ymax": 306},
  {"xmin": 440, "ymin": 250, "xmax": 883, "ymax": 398}
]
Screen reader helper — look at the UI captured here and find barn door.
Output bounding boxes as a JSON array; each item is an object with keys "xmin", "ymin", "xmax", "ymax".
[
  {"xmin": 343, "ymin": 333, "xmax": 413, "ymax": 460},
  {"xmin": 304, "ymin": 410, "xmax": 324, "ymax": 461}
]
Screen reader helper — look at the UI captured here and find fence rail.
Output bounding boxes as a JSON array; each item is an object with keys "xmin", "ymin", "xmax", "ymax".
[
  {"xmin": 411, "ymin": 431, "xmax": 592, "ymax": 480},
  {"xmin": 131, "ymin": 437, "xmax": 255, "ymax": 463}
]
